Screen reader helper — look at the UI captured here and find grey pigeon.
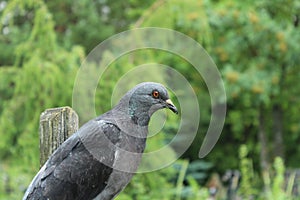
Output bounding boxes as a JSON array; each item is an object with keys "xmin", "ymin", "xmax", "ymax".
[{"xmin": 23, "ymin": 82, "xmax": 178, "ymax": 200}]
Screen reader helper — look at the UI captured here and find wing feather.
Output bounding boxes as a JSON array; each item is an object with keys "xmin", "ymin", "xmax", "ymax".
[{"xmin": 23, "ymin": 119, "xmax": 121, "ymax": 200}]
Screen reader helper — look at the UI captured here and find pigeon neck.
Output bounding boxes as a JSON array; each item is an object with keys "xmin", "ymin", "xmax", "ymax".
[
  {"xmin": 129, "ymin": 107, "xmax": 150, "ymax": 126},
  {"xmin": 115, "ymin": 97, "xmax": 151, "ymax": 126}
]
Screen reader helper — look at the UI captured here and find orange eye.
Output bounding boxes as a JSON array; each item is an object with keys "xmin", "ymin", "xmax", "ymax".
[{"xmin": 152, "ymin": 90, "xmax": 159, "ymax": 98}]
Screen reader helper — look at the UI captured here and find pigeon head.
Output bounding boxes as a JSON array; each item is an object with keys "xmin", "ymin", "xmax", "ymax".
[{"xmin": 117, "ymin": 82, "xmax": 178, "ymax": 126}]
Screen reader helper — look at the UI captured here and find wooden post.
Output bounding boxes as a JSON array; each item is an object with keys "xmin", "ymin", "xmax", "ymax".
[{"xmin": 39, "ymin": 106, "xmax": 79, "ymax": 166}]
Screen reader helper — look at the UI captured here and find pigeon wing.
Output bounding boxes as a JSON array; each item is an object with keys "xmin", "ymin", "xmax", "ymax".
[{"xmin": 23, "ymin": 119, "xmax": 121, "ymax": 200}]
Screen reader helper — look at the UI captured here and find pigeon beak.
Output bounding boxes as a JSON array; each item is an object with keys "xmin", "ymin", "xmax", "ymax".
[{"xmin": 166, "ymin": 99, "xmax": 178, "ymax": 114}]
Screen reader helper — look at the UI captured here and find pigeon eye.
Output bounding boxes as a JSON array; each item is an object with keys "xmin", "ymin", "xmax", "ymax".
[{"xmin": 152, "ymin": 90, "xmax": 159, "ymax": 99}]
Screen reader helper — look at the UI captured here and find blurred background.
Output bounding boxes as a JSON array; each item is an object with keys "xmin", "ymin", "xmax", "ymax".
[{"xmin": 0, "ymin": 0, "xmax": 300, "ymax": 199}]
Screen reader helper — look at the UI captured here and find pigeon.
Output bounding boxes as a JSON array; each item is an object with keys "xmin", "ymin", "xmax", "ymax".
[{"xmin": 23, "ymin": 82, "xmax": 178, "ymax": 200}]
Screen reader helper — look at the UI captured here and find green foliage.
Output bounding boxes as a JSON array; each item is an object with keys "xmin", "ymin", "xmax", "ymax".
[
  {"xmin": 0, "ymin": 0, "xmax": 300, "ymax": 199},
  {"xmin": 117, "ymin": 168, "xmax": 176, "ymax": 200},
  {"xmin": 0, "ymin": 0, "xmax": 84, "ymax": 198},
  {"xmin": 272, "ymin": 157, "xmax": 286, "ymax": 199},
  {"xmin": 136, "ymin": 0, "xmax": 211, "ymax": 44},
  {"xmin": 184, "ymin": 176, "xmax": 209, "ymax": 200},
  {"xmin": 262, "ymin": 157, "xmax": 297, "ymax": 200},
  {"xmin": 117, "ymin": 160, "xmax": 210, "ymax": 200},
  {"xmin": 238, "ymin": 145, "xmax": 258, "ymax": 199},
  {"xmin": 204, "ymin": 0, "xmax": 300, "ymax": 172},
  {"xmin": 185, "ymin": 160, "xmax": 213, "ymax": 185},
  {"xmin": 0, "ymin": 67, "xmax": 18, "ymax": 114},
  {"xmin": 175, "ymin": 160, "xmax": 188, "ymax": 200},
  {"xmin": 238, "ymin": 147, "xmax": 299, "ymax": 200},
  {"xmin": 46, "ymin": 0, "xmax": 114, "ymax": 53},
  {"xmin": 174, "ymin": 160, "xmax": 210, "ymax": 200}
]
